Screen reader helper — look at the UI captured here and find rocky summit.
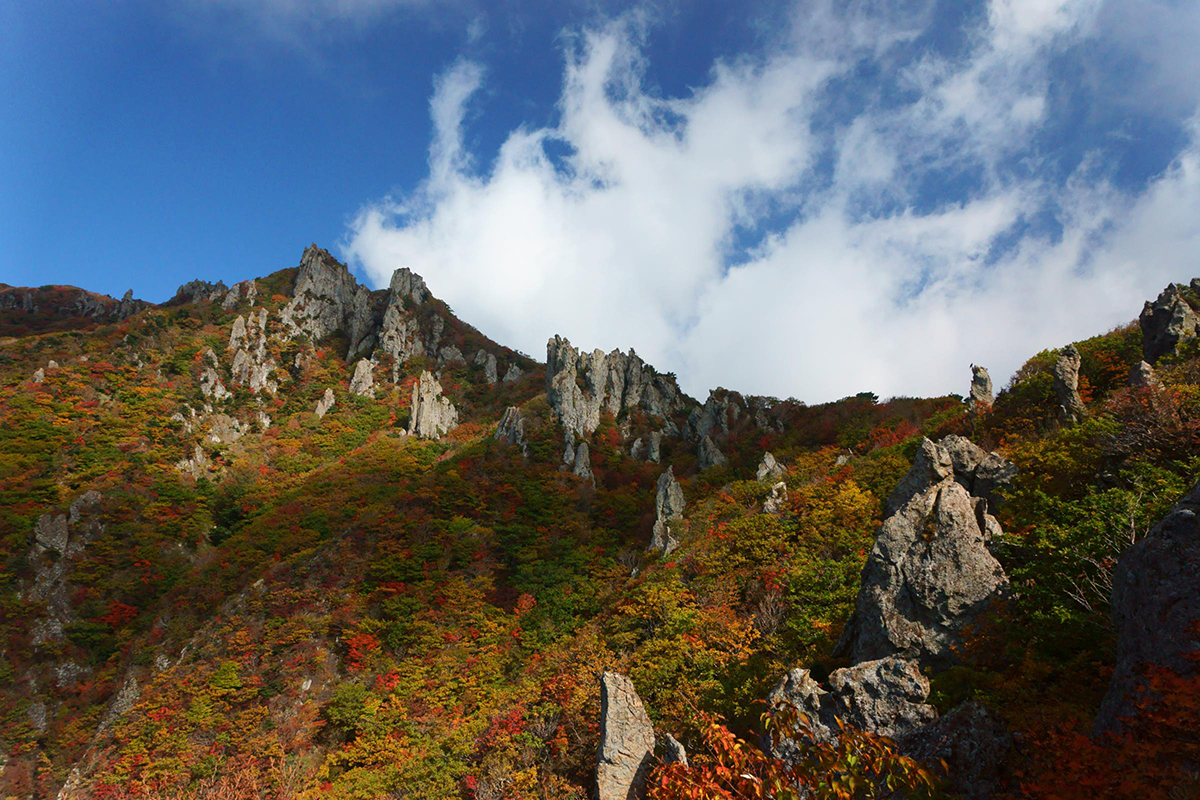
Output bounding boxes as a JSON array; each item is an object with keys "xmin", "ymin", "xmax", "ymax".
[{"xmin": 2, "ymin": 257, "xmax": 1200, "ymax": 800}]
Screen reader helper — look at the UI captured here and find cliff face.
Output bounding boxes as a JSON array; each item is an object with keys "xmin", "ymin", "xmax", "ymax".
[{"xmin": 2, "ymin": 257, "xmax": 1199, "ymax": 800}]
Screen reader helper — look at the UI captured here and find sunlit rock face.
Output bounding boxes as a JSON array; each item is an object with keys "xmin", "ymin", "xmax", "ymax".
[
  {"xmin": 545, "ymin": 335, "xmax": 689, "ymax": 438},
  {"xmin": 838, "ymin": 437, "xmax": 1010, "ymax": 670}
]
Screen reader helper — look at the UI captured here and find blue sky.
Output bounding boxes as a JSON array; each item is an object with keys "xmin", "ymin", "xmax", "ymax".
[
  {"xmin": 0, "ymin": 0, "xmax": 772, "ymax": 299},
  {"xmin": 4, "ymin": 0, "xmax": 1200, "ymax": 402}
]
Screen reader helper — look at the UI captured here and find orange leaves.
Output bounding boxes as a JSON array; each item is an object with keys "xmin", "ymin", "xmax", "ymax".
[
  {"xmin": 514, "ymin": 592, "xmax": 537, "ymax": 616},
  {"xmin": 650, "ymin": 709, "xmax": 940, "ymax": 800}
]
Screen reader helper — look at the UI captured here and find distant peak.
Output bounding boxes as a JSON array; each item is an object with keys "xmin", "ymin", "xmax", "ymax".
[
  {"xmin": 389, "ymin": 267, "xmax": 429, "ymax": 305},
  {"xmin": 299, "ymin": 243, "xmax": 349, "ymax": 275}
]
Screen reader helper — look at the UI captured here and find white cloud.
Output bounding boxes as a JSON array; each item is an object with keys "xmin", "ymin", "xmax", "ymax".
[{"xmin": 344, "ymin": 2, "xmax": 1200, "ymax": 404}]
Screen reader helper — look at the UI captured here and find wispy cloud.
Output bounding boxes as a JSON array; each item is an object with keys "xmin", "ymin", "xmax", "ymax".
[{"xmin": 344, "ymin": 1, "xmax": 1200, "ymax": 403}]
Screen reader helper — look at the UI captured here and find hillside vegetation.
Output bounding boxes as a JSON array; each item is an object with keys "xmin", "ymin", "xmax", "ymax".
[{"xmin": 2, "ymin": 251, "xmax": 1199, "ymax": 800}]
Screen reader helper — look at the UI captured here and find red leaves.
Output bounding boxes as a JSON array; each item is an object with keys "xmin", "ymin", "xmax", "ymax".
[
  {"xmin": 100, "ymin": 601, "xmax": 138, "ymax": 628},
  {"xmin": 344, "ymin": 632, "xmax": 380, "ymax": 671}
]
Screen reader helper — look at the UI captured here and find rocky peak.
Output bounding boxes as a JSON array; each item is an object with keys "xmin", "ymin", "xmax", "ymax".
[
  {"xmin": 229, "ymin": 308, "xmax": 277, "ymax": 395},
  {"xmin": 756, "ymin": 451, "xmax": 785, "ymax": 482},
  {"xmin": 0, "ymin": 284, "xmax": 146, "ymax": 325},
  {"xmin": 687, "ymin": 388, "xmax": 783, "ymax": 441},
  {"xmin": 349, "ymin": 359, "xmax": 375, "ymax": 397},
  {"xmin": 546, "ymin": 336, "xmax": 689, "ymax": 438},
  {"xmin": 1140, "ymin": 281, "xmax": 1200, "ymax": 364},
  {"xmin": 280, "ymin": 244, "xmax": 377, "ymax": 359},
  {"xmin": 407, "ymin": 371, "xmax": 459, "ymax": 439},
  {"xmin": 967, "ymin": 364, "xmax": 993, "ymax": 413},
  {"xmin": 377, "ymin": 268, "xmax": 447, "ymax": 381},
  {"xmin": 315, "ymin": 388, "xmax": 335, "ymax": 419},
  {"xmin": 389, "ymin": 267, "xmax": 430, "ymax": 305},
  {"xmin": 221, "ymin": 280, "xmax": 257, "ymax": 310},
  {"xmin": 174, "ymin": 279, "xmax": 228, "ymax": 304},
  {"xmin": 884, "ymin": 437, "xmax": 954, "ymax": 517},
  {"xmin": 0, "ymin": 285, "xmax": 37, "ymax": 312},
  {"xmin": 650, "ymin": 467, "xmax": 686, "ymax": 555},
  {"xmin": 597, "ymin": 671, "xmax": 656, "ymax": 800},
  {"xmin": 1053, "ymin": 344, "xmax": 1086, "ymax": 424}
]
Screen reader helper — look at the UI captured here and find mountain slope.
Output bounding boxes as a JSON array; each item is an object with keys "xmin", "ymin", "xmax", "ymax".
[{"xmin": 2, "ymin": 247, "xmax": 1199, "ymax": 799}]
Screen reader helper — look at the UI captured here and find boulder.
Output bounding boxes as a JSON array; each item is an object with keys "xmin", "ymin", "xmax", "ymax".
[
  {"xmin": 648, "ymin": 432, "xmax": 663, "ymax": 463},
  {"xmin": 572, "ymin": 440, "xmax": 596, "ymax": 487},
  {"xmin": 697, "ymin": 435, "xmax": 727, "ymax": 470},
  {"xmin": 967, "ymin": 365, "xmax": 993, "ymax": 413},
  {"xmin": 495, "ymin": 407, "xmax": 526, "ymax": 454},
  {"xmin": 1095, "ymin": 478, "xmax": 1200, "ymax": 734},
  {"xmin": 827, "ymin": 657, "xmax": 937, "ymax": 741},
  {"xmin": 474, "ymin": 350, "xmax": 499, "ymax": 384},
  {"xmin": 839, "ymin": 438, "xmax": 1009, "ymax": 669},
  {"xmin": 1140, "ymin": 282, "xmax": 1200, "ymax": 364},
  {"xmin": 315, "ymin": 388, "xmax": 335, "ymax": 419},
  {"xmin": 905, "ymin": 701, "xmax": 1012, "ymax": 800},
  {"xmin": 662, "ymin": 734, "xmax": 688, "ymax": 767},
  {"xmin": 763, "ymin": 482, "xmax": 788, "ymax": 514},
  {"xmin": 649, "ymin": 467, "xmax": 686, "ymax": 555},
  {"xmin": 503, "ymin": 363, "xmax": 524, "ymax": 382},
  {"xmin": 766, "ymin": 667, "xmax": 840, "ymax": 749},
  {"xmin": 32, "ymin": 367, "xmax": 44, "ymax": 384},
  {"xmin": 597, "ymin": 672, "xmax": 656, "ymax": 800},
  {"xmin": 546, "ymin": 336, "xmax": 688, "ymax": 438},
  {"xmin": 407, "ymin": 371, "xmax": 459, "ymax": 439},
  {"xmin": 757, "ymin": 451, "xmax": 785, "ymax": 482},
  {"xmin": 439, "ymin": 345, "xmax": 465, "ymax": 364},
  {"xmin": 349, "ymin": 359, "xmax": 374, "ymax": 397},
  {"xmin": 1053, "ymin": 344, "xmax": 1086, "ymax": 423},
  {"xmin": 1128, "ymin": 360, "xmax": 1158, "ymax": 388},
  {"xmin": 767, "ymin": 656, "xmax": 935, "ymax": 755}
]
